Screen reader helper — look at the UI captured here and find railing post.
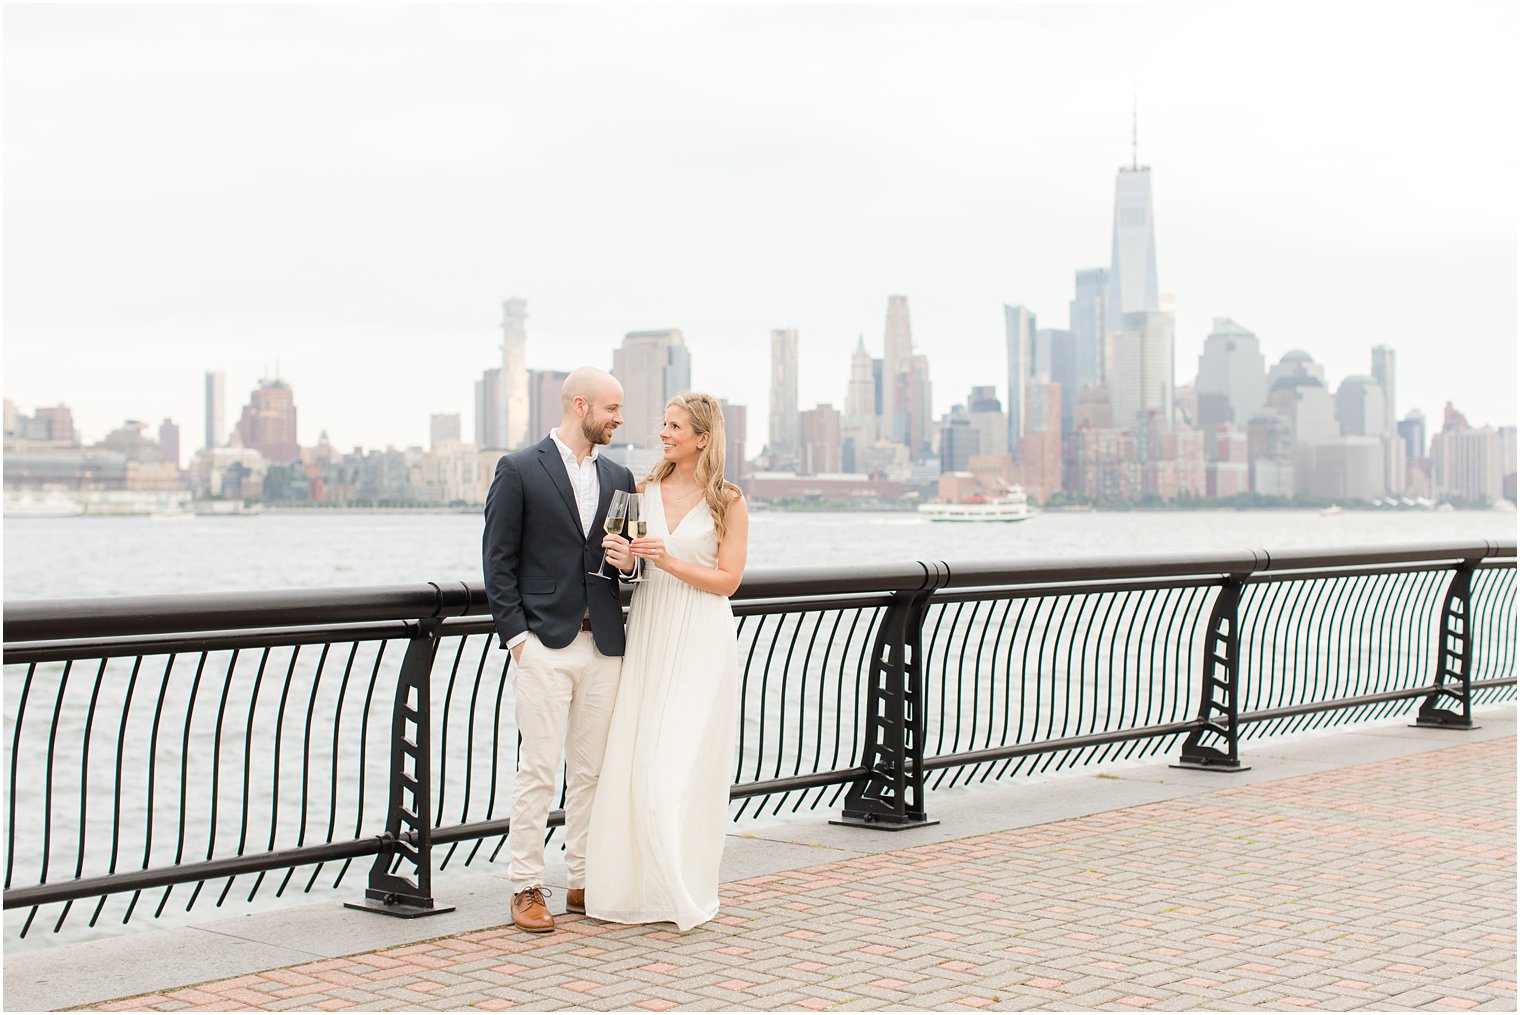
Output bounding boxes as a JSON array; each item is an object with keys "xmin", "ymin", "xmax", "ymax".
[
  {"xmin": 833, "ymin": 578, "xmax": 941, "ymax": 830},
  {"xmin": 1173, "ymin": 574, "xmax": 1252, "ymax": 771},
  {"xmin": 1412, "ymin": 558, "xmax": 1481, "ymax": 730},
  {"xmin": 345, "ymin": 617, "xmax": 456, "ymax": 918}
]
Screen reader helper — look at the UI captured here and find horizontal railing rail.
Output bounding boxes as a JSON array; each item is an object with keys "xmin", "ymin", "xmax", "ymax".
[
  {"xmin": 4, "ymin": 540, "xmax": 1514, "ymax": 938},
  {"xmin": 9, "ymin": 540, "xmax": 1509, "ymax": 644}
]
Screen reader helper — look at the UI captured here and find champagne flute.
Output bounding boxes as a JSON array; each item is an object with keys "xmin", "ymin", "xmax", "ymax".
[
  {"xmin": 589, "ymin": 489, "xmax": 632, "ymax": 579},
  {"xmin": 624, "ymin": 493, "xmax": 648, "ymax": 583}
]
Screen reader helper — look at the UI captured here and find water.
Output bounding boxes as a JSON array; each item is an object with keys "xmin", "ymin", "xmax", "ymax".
[{"xmin": 4, "ymin": 507, "xmax": 1512, "ymax": 599}]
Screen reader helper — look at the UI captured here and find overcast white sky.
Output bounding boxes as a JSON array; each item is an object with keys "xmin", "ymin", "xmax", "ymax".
[{"xmin": 5, "ymin": 2, "xmax": 1516, "ymax": 457}]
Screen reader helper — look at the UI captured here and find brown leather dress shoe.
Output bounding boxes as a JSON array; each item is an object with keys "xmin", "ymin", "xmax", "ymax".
[
  {"xmin": 511, "ymin": 886, "xmax": 554, "ymax": 933},
  {"xmin": 565, "ymin": 888, "xmax": 585, "ymax": 914}
]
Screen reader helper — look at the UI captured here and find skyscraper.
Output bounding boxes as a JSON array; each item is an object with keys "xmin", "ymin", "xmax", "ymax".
[
  {"xmin": 1265, "ymin": 351, "xmax": 1339, "ymax": 476},
  {"xmin": 612, "ymin": 329, "xmax": 691, "ymax": 447},
  {"xmin": 844, "ymin": 336, "xmax": 876, "ymax": 419},
  {"xmin": 1335, "ymin": 376, "xmax": 1387, "ymax": 437},
  {"xmin": 1003, "ymin": 305, "xmax": 1037, "ymax": 455},
  {"xmin": 1501, "ymin": 426, "xmax": 1517, "ymax": 501},
  {"xmin": 1109, "ymin": 311, "xmax": 1175, "ymax": 436},
  {"xmin": 529, "ymin": 368, "xmax": 570, "ymax": 441},
  {"xmin": 908, "ymin": 353, "xmax": 933, "ymax": 455},
  {"xmin": 1267, "ymin": 349, "xmax": 1328, "ymax": 389},
  {"xmin": 204, "ymin": 371, "xmax": 225, "ymax": 450},
  {"xmin": 799, "ymin": 404, "xmax": 842, "ymax": 475},
  {"xmin": 101, "ymin": 419, "xmax": 165, "ymax": 461},
  {"xmin": 842, "ymin": 335, "xmax": 878, "ymax": 471},
  {"xmin": 500, "ymin": 298, "xmax": 530, "ymax": 451},
  {"xmin": 1073, "ymin": 385, "xmax": 1113, "ymax": 430},
  {"xmin": 768, "ymin": 328, "xmax": 800, "ymax": 462},
  {"xmin": 475, "ymin": 368, "xmax": 502, "ymax": 448},
  {"xmin": 1195, "ymin": 318, "xmax": 1267, "ymax": 429},
  {"xmin": 1104, "ymin": 124, "xmax": 1161, "ymax": 335},
  {"xmin": 1429, "ymin": 406, "xmax": 1503, "ymax": 503},
  {"xmin": 1038, "ymin": 329, "xmax": 1077, "ymax": 435},
  {"xmin": 159, "ymin": 419, "xmax": 181, "ymax": 469},
  {"xmin": 881, "ymin": 296, "xmax": 914, "ymax": 446},
  {"xmin": 1370, "ymin": 346, "xmax": 1397, "ymax": 435},
  {"xmin": 717, "ymin": 399, "xmax": 748, "ymax": 490},
  {"xmin": 1398, "ymin": 410, "xmax": 1427, "ymax": 461},
  {"xmin": 939, "ymin": 408, "xmax": 979, "ymax": 474},
  {"xmin": 235, "ymin": 378, "xmax": 300, "ymax": 463},
  {"xmin": 34, "ymin": 405, "xmax": 77, "ymax": 444},
  {"xmin": 1070, "ymin": 267, "xmax": 1108, "ymax": 390},
  {"xmin": 966, "ymin": 385, "xmax": 1008, "ymax": 458},
  {"xmin": 1020, "ymin": 379, "xmax": 1063, "ymax": 504}
]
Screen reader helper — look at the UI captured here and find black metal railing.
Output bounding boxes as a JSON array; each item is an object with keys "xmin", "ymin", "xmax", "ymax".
[{"xmin": 4, "ymin": 540, "xmax": 1514, "ymax": 937}]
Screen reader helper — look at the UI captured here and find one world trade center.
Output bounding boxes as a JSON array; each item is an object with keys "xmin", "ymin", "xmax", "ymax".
[{"xmin": 1104, "ymin": 131, "xmax": 1160, "ymax": 334}]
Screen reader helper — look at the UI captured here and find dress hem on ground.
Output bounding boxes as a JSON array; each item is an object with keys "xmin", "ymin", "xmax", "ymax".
[{"xmin": 583, "ymin": 905, "xmax": 720, "ymax": 932}]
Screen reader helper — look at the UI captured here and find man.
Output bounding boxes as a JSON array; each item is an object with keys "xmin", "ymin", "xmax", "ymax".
[{"xmin": 482, "ymin": 366, "xmax": 637, "ymax": 933}]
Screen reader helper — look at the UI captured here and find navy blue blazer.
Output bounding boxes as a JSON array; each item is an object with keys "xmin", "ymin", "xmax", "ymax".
[{"xmin": 482, "ymin": 436, "xmax": 637, "ymax": 655}]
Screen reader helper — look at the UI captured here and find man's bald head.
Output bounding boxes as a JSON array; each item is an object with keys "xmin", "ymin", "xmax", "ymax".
[
  {"xmin": 559, "ymin": 366, "xmax": 625, "ymax": 451},
  {"xmin": 561, "ymin": 366, "xmax": 622, "ymax": 412}
]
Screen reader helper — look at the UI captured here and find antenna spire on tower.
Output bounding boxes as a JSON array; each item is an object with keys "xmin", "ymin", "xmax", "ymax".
[{"xmin": 1131, "ymin": 83, "xmax": 1138, "ymax": 170}]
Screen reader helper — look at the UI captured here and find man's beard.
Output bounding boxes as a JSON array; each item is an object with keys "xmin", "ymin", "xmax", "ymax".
[{"xmin": 583, "ymin": 416, "xmax": 613, "ymax": 446}]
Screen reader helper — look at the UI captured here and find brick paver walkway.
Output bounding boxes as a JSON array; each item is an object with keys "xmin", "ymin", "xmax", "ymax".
[{"xmin": 86, "ymin": 737, "xmax": 1516, "ymax": 1011}]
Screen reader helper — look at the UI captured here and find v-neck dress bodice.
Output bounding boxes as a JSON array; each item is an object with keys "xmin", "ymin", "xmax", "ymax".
[
  {"xmin": 650, "ymin": 479, "xmax": 719, "ymax": 569},
  {"xmin": 584, "ymin": 481, "xmax": 738, "ymax": 930}
]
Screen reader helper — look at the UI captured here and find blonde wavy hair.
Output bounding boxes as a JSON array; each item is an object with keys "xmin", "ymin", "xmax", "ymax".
[{"xmin": 646, "ymin": 392, "xmax": 741, "ymax": 540}]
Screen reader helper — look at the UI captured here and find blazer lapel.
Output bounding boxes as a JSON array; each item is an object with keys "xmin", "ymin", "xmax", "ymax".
[{"xmin": 537, "ymin": 441, "xmax": 584, "ymax": 535}]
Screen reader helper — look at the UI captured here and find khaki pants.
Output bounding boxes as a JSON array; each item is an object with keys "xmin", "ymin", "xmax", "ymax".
[{"xmin": 508, "ymin": 630, "xmax": 621, "ymax": 893}]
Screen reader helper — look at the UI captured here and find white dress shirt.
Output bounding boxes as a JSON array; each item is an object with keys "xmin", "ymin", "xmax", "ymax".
[{"xmin": 550, "ymin": 428, "xmax": 601, "ymax": 537}]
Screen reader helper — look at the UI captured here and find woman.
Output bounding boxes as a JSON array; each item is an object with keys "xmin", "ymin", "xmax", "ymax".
[{"xmin": 585, "ymin": 392, "xmax": 748, "ymax": 931}]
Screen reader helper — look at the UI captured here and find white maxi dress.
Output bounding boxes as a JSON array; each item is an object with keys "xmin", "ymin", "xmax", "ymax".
[{"xmin": 584, "ymin": 481, "xmax": 739, "ymax": 930}]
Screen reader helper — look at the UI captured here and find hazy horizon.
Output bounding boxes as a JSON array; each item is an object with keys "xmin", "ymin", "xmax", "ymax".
[{"xmin": 5, "ymin": 3, "xmax": 1516, "ymax": 454}]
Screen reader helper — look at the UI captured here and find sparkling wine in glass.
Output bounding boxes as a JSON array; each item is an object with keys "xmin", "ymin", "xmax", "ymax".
[
  {"xmin": 590, "ymin": 490, "xmax": 632, "ymax": 579},
  {"xmin": 625, "ymin": 493, "xmax": 649, "ymax": 582}
]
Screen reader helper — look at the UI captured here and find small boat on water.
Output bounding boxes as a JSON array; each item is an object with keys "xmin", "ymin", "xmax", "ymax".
[{"xmin": 918, "ymin": 487, "xmax": 1034, "ymax": 523}]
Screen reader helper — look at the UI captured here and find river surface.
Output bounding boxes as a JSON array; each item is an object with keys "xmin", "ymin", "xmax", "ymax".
[{"xmin": 4, "ymin": 507, "xmax": 1512, "ymax": 599}]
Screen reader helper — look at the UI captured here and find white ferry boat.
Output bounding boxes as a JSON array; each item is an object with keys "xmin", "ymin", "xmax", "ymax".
[{"xmin": 918, "ymin": 487, "xmax": 1033, "ymax": 523}]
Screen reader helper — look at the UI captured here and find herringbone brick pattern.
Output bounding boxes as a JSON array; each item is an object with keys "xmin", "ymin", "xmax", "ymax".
[{"xmin": 84, "ymin": 737, "xmax": 1516, "ymax": 1011}]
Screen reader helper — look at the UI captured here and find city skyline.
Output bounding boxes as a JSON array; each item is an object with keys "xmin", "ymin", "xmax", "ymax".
[
  {"xmin": 8, "ymin": 324, "xmax": 1511, "ymax": 508},
  {"xmin": 4, "ymin": 4, "xmax": 1515, "ymax": 451},
  {"xmin": 7, "ymin": 294, "xmax": 1515, "ymax": 464}
]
